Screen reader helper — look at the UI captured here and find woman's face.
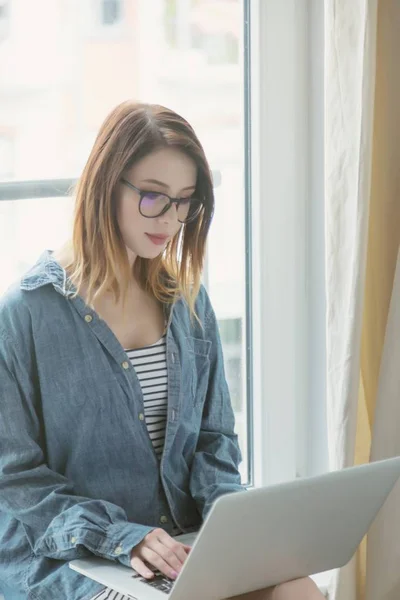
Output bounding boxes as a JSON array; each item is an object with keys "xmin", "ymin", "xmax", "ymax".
[{"xmin": 117, "ymin": 147, "xmax": 197, "ymax": 264}]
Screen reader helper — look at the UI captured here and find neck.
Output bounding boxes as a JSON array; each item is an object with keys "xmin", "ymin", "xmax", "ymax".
[
  {"xmin": 53, "ymin": 242, "xmax": 141, "ymax": 303},
  {"xmin": 126, "ymin": 246, "xmax": 137, "ymax": 269}
]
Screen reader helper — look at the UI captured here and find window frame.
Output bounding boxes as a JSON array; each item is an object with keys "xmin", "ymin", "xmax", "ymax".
[{"xmin": 248, "ymin": 0, "xmax": 327, "ymax": 488}]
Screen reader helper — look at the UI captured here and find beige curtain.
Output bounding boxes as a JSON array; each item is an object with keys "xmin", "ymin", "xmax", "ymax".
[
  {"xmin": 365, "ymin": 249, "xmax": 400, "ymax": 600},
  {"xmin": 325, "ymin": 1, "xmax": 400, "ymax": 599},
  {"xmin": 362, "ymin": 1, "xmax": 400, "ymax": 597}
]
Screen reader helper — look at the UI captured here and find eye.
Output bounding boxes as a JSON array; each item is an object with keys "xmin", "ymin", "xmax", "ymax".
[
  {"xmin": 179, "ymin": 197, "xmax": 192, "ymax": 205},
  {"xmin": 143, "ymin": 191, "xmax": 167, "ymax": 201}
]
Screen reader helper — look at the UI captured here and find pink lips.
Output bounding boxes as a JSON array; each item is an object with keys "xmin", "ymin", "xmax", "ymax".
[{"xmin": 145, "ymin": 233, "xmax": 169, "ymax": 246}]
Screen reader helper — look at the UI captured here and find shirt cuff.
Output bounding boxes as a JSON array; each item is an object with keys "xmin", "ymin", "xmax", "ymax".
[{"xmin": 99, "ymin": 521, "xmax": 156, "ymax": 567}]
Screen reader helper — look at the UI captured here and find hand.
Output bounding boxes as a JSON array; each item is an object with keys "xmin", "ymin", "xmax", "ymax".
[{"xmin": 130, "ymin": 528, "xmax": 191, "ymax": 580}]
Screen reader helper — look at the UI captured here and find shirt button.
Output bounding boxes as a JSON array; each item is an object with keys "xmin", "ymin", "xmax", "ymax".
[
  {"xmin": 84, "ymin": 314, "xmax": 93, "ymax": 323},
  {"xmin": 138, "ymin": 412, "xmax": 145, "ymax": 421},
  {"xmin": 160, "ymin": 515, "xmax": 168, "ymax": 525},
  {"xmin": 122, "ymin": 361, "xmax": 130, "ymax": 370},
  {"xmin": 114, "ymin": 545, "xmax": 123, "ymax": 555},
  {"xmin": 71, "ymin": 536, "xmax": 77, "ymax": 544}
]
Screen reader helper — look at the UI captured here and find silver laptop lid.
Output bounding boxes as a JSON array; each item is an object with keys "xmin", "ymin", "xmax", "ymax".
[{"xmin": 170, "ymin": 457, "xmax": 400, "ymax": 600}]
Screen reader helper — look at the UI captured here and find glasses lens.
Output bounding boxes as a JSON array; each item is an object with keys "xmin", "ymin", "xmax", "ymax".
[
  {"xmin": 140, "ymin": 192, "xmax": 203, "ymax": 222},
  {"xmin": 140, "ymin": 193, "xmax": 169, "ymax": 217}
]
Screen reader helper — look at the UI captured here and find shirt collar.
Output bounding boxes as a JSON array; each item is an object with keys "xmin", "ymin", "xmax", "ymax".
[
  {"xmin": 20, "ymin": 249, "xmax": 74, "ymax": 297},
  {"xmin": 20, "ymin": 250, "xmax": 176, "ymax": 323}
]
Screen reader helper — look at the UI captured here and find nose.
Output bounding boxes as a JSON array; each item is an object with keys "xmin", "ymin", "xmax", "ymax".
[{"xmin": 158, "ymin": 202, "xmax": 179, "ymax": 225}]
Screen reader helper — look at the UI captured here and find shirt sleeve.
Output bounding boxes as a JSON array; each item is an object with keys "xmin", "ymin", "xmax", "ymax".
[
  {"xmin": 189, "ymin": 292, "xmax": 245, "ymax": 519},
  {"xmin": 0, "ymin": 331, "xmax": 153, "ymax": 568}
]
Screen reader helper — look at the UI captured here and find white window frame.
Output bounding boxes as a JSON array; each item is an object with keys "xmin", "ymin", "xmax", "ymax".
[{"xmin": 249, "ymin": 0, "xmax": 327, "ymax": 489}]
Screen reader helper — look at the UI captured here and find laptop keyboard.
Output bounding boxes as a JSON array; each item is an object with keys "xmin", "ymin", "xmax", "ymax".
[
  {"xmin": 128, "ymin": 529, "xmax": 198, "ymax": 595},
  {"xmin": 131, "ymin": 571, "xmax": 175, "ymax": 595}
]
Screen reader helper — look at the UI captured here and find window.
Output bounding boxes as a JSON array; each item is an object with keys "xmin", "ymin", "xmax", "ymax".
[
  {"xmin": 0, "ymin": 0, "xmax": 251, "ymax": 483},
  {"xmin": 0, "ymin": 0, "xmax": 327, "ymax": 493}
]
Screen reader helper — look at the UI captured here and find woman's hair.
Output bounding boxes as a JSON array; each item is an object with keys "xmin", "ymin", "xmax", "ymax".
[{"xmin": 66, "ymin": 101, "xmax": 214, "ymax": 318}]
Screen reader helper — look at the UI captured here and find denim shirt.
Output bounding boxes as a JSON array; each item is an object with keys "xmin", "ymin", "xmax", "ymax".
[{"xmin": 0, "ymin": 250, "xmax": 243, "ymax": 600}]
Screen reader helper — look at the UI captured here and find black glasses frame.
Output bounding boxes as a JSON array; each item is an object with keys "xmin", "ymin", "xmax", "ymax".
[{"xmin": 120, "ymin": 178, "xmax": 203, "ymax": 224}]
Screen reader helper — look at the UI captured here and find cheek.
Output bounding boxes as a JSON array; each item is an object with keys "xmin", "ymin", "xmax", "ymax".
[{"xmin": 118, "ymin": 198, "xmax": 143, "ymax": 237}]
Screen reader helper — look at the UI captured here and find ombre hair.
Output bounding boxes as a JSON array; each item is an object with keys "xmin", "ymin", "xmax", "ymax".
[{"xmin": 65, "ymin": 101, "xmax": 214, "ymax": 318}]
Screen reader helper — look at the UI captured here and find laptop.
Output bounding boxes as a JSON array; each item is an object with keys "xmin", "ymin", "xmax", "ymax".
[{"xmin": 70, "ymin": 457, "xmax": 400, "ymax": 600}]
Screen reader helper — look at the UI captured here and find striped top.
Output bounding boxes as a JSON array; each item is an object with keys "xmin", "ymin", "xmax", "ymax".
[{"xmin": 126, "ymin": 334, "xmax": 168, "ymax": 459}]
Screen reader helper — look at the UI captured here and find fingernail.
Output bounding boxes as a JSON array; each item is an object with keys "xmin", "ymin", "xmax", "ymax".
[
  {"xmin": 145, "ymin": 571, "xmax": 154, "ymax": 579},
  {"xmin": 171, "ymin": 570, "xmax": 179, "ymax": 579}
]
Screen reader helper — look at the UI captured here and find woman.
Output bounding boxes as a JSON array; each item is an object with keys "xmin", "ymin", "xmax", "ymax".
[{"xmin": 0, "ymin": 102, "xmax": 324, "ymax": 599}]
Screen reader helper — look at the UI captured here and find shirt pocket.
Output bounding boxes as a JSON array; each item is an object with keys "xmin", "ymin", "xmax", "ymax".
[{"xmin": 186, "ymin": 337, "xmax": 212, "ymax": 407}]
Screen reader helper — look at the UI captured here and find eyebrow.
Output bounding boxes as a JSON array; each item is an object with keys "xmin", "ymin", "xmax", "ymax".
[{"xmin": 140, "ymin": 178, "xmax": 196, "ymax": 192}]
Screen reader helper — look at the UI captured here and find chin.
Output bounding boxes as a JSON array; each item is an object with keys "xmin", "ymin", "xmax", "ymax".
[
  {"xmin": 126, "ymin": 245, "xmax": 163, "ymax": 261},
  {"xmin": 142, "ymin": 250, "xmax": 164, "ymax": 260}
]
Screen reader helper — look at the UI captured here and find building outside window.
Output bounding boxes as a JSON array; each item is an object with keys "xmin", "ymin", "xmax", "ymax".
[
  {"xmin": 101, "ymin": 0, "xmax": 122, "ymax": 27},
  {"xmin": 0, "ymin": 0, "xmax": 10, "ymax": 42}
]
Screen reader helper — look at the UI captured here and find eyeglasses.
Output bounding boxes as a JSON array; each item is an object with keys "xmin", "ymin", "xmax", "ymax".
[{"xmin": 120, "ymin": 178, "xmax": 203, "ymax": 224}]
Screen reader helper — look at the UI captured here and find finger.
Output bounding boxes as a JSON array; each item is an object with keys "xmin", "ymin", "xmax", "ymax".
[
  {"xmin": 150, "ymin": 540, "xmax": 185, "ymax": 573},
  {"xmin": 156, "ymin": 531, "xmax": 192, "ymax": 555},
  {"xmin": 148, "ymin": 530, "xmax": 187, "ymax": 561},
  {"xmin": 140, "ymin": 546, "xmax": 179, "ymax": 580},
  {"xmin": 130, "ymin": 556, "xmax": 154, "ymax": 579},
  {"xmin": 160, "ymin": 536, "xmax": 191, "ymax": 565}
]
